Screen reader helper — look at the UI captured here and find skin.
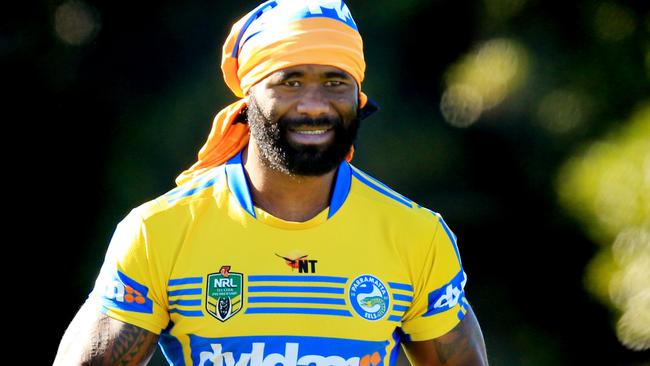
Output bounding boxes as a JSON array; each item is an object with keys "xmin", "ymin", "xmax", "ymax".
[
  {"xmin": 53, "ymin": 64, "xmax": 488, "ymax": 365},
  {"xmin": 242, "ymin": 64, "xmax": 360, "ymax": 222},
  {"xmin": 53, "ymin": 302, "xmax": 158, "ymax": 366},
  {"xmin": 403, "ymin": 305, "xmax": 488, "ymax": 366}
]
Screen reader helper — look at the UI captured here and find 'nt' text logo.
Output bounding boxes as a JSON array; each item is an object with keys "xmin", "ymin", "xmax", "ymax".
[{"xmin": 275, "ymin": 253, "xmax": 318, "ymax": 273}]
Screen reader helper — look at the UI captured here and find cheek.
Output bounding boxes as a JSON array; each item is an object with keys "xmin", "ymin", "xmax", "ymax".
[
  {"xmin": 334, "ymin": 96, "xmax": 359, "ymax": 120},
  {"xmin": 258, "ymin": 92, "xmax": 296, "ymax": 120}
]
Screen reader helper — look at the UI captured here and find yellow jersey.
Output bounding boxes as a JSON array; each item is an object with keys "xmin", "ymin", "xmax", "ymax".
[{"xmin": 87, "ymin": 147, "xmax": 469, "ymax": 366}]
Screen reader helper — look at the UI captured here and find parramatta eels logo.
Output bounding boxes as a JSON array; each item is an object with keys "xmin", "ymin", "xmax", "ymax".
[
  {"xmin": 348, "ymin": 275, "xmax": 390, "ymax": 321},
  {"xmin": 206, "ymin": 266, "xmax": 243, "ymax": 322}
]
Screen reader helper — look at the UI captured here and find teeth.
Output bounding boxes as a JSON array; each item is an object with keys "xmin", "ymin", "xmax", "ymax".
[{"xmin": 295, "ymin": 129, "xmax": 328, "ymax": 134}]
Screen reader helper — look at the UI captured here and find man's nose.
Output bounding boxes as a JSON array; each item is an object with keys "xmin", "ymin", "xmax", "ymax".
[{"xmin": 295, "ymin": 85, "xmax": 332, "ymax": 118}]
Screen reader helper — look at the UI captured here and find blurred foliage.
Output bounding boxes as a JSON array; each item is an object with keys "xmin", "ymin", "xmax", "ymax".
[{"xmin": 557, "ymin": 103, "xmax": 650, "ymax": 350}]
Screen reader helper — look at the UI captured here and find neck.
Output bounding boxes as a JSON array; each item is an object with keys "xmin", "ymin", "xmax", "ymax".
[{"xmin": 242, "ymin": 142, "xmax": 337, "ymax": 222}]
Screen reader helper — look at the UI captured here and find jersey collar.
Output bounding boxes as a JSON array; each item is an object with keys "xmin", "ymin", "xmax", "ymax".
[{"xmin": 225, "ymin": 147, "xmax": 351, "ymax": 220}]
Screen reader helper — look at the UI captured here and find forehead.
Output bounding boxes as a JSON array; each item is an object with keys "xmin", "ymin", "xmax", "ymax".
[{"xmin": 265, "ymin": 64, "xmax": 354, "ymax": 80}]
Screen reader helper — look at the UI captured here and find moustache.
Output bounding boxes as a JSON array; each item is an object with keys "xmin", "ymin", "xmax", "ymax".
[{"xmin": 278, "ymin": 116, "xmax": 343, "ymax": 131}]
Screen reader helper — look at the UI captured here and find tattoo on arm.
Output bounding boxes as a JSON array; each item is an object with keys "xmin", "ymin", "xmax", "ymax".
[
  {"xmin": 54, "ymin": 302, "xmax": 159, "ymax": 366},
  {"xmin": 101, "ymin": 320, "xmax": 159, "ymax": 366},
  {"xmin": 431, "ymin": 307, "xmax": 482, "ymax": 364},
  {"xmin": 403, "ymin": 304, "xmax": 488, "ymax": 366}
]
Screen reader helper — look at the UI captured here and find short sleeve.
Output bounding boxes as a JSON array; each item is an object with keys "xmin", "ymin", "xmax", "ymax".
[
  {"xmin": 401, "ymin": 215, "xmax": 469, "ymax": 341},
  {"xmin": 86, "ymin": 209, "xmax": 169, "ymax": 335}
]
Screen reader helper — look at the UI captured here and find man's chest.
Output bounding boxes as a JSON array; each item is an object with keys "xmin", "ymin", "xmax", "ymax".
[{"xmin": 163, "ymin": 222, "xmax": 414, "ymax": 336}]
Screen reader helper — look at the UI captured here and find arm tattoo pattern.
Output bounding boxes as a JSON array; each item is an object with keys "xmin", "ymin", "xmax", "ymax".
[
  {"xmin": 88, "ymin": 315, "xmax": 159, "ymax": 366},
  {"xmin": 432, "ymin": 314, "xmax": 474, "ymax": 364},
  {"xmin": 108, "ymin": 324, "xmax": 158, "ymax": 365}
]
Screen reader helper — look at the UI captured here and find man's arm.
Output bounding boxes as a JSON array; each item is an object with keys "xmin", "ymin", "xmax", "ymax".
[
  {"xmin": 402, "ymin": 305, "xmax": 488, "ymax": 366},
  {"xmin": 53, "ymin": 301, "xmax": 159, "ymax": 366}
]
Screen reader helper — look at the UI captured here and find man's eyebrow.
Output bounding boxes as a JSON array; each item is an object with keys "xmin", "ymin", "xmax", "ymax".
[
  {"xmin": 275, "ymin": 70, "xmax": 304, "ymax": 80},
  {"xmin": 324, "ymin": 71, "xmax": 353, "ymax": 80}
]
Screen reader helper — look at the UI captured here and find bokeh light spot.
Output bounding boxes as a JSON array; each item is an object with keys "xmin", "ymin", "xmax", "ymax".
[
  {"xmin": 54, "ymin": 0, "xmax": 101, "ymax": 46},
  {"xmin": 537, "ymin": 89, "xmax": 592, "ymax": 134},
  {"xmin": 593, "ymin": 2, "xmax": 636, "ymax": 42},
  {"xmin": 616, "ymin": 290, "xmax": 650, "ymax": 351},
  {"xmin": 440, "ymin": 84, "xmax": 483, "ymax": 128},
  {"xmin": 441, "ymin": 38, "xmax": 529, "ymax": 127},
  {"xmin": 483, "ymin": 0, "xmax": 527, "ymax": 21},
  {"xmin": 557, "ymin": 102, "xmax": 650, "ymax": 351}
]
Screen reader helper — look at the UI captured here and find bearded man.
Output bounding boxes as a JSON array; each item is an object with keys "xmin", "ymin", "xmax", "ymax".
[{"xmin": 54, "ymin": 1, "xmax": 488, "ymax": 365}]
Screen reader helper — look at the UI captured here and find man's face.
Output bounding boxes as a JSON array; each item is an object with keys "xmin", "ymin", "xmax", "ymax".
[{"xmin": 245, "ymin": 64, "xmax": 361, "ymax": 176}]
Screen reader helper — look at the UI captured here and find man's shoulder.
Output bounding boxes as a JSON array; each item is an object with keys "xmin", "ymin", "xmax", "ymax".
[
  {"xmin": 348, "ymin": 164, "xmax": 442, "ymax": 226},
  {"xmin": 131, "ymin": 165, "xmax": 229, "ymax": 222}
]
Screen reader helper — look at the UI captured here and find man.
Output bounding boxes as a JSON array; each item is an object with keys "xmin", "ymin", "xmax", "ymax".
[{"xmin": 54, "ymin": 1, "xmax": 488, "ymax": 365}]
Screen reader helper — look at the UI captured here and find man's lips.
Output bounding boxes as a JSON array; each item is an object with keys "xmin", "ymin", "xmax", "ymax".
[
  {"xmin": 285, "ymin": 125, "xmax": 335, "ymax": 145},
  {"xmin": 286, "ymin": 124, "xmax": 335, "ymax": 133}
]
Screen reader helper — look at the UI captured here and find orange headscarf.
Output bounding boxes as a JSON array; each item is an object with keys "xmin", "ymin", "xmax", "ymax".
[{"xmin": 175, "ymin": 1, "xmax": 368, "ymax": 186}]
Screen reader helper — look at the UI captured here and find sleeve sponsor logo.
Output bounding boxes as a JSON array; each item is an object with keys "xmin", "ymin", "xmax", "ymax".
[
  {"xmin": 94, "ymin": 269, "xmax": 154, "ymax": 314},
  {"xmin": 189, "ymin": 335, "xmax": 387, "ymax": 366},
  {"xmin": 424, "ymin": 270, "xmax": 467, "ymax": 317}
]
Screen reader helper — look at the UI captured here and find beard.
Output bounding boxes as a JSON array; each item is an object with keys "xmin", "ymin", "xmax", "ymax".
[{"xmin": 246, "ymin": 95, "xmax": 360, "ymax": 176}]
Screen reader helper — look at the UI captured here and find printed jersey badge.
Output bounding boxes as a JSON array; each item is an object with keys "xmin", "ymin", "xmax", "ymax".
[
  {"xmin": 206, "ymin": 266, "xmax": 243, "ymax": 322},
  {"xmin": 348, "ymin": 275, "xmax": 390, "ymax": 321}
]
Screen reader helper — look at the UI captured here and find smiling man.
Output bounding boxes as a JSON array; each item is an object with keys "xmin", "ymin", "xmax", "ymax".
[{"xmin": 54, "ymin": 1, "xmax": 487, "ymax": 365}]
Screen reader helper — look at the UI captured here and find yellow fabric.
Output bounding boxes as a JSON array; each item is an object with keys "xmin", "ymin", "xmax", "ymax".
[
  {"xmin": 176, "ymin": 6, "xmax": 366, "ymax": 187},
  {"xmin": 87, "ymin": 152, "xmax": 468, "ymax": 364}
]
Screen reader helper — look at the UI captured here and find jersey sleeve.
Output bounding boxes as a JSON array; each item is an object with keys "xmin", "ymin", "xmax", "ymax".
[
  {"xmin": 401, "ymin": 214, "xmax": 469, "ymax": 341},
  {"xmin": 85, "ymin": 208, "xmax": 169, "ymax": 335}
]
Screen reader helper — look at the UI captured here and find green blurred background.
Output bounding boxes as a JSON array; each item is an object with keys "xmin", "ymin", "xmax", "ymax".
[{"xmin": 8, "ymin": 0, "xmax": 649, "ymax": 364}]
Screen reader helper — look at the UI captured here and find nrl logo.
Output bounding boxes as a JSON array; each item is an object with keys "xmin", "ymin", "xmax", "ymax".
[{"xmin": 206, "ymin": 266, "xmax": 243, "ymax": 322}]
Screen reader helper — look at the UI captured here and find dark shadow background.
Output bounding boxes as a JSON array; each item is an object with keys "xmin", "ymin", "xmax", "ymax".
[{"xmin": 6, "ymin": 0, "xmax": 649, "ymax": 364}]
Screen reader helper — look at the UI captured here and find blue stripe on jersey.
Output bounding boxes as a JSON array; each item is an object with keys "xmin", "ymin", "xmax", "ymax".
[
  {"xmin": 457, "ymin": 308, "xmax": 468, "ymax": 321},
  {"xmin": 159, "ymin": 321, "xmax": 185, "ymax": 366},
  {"xmin": 388, "ymin": 282, "xmax": 413, "ymax": 291},
  {"xmin": 351, "ymin": 166, "xmax": 414, "ymax": 206},
  {"xmin": 248, "ymin": 275, "xmax": 347, "ymax": 283},
  {"xmin": 168, "ymin": 277, "xmax": 203, "ymax": 286},
  {"xmin": 387, "ymin": 315, "xmax": 402, "ymax": 322},
  {"xmin": 169, "ymin": 308, "xmax": 203, "ymax": 317},
  {"xmin": 328, "ymin": 161, "xmax": 352, "ymax": 218},
  {"xmin": 168, "ymin": 288, "xmax": 202, "ymax": 297},
  {"xmin": 389, "ymin": 328, "xmax": 405, "ymax": 366},
  {"xmin": 421, "ymin": 207, "xmax": 463, "ymax": 264},
  {"xmin": 393, "ymin": 293, "xmax": 413, "ymax": 302},
  {"xmin": 163, "ymin": 170, "xmax": 213, "ymax": 197},
  {"xmin": 166, "ymin": 168, "xmax": 224, "ymax": 204},
  {"xmin": 226, "ymin": 150, "xmax": 256, "ymax": 218},
  {"xmin": 248, "ymin": 296, "xmax": 346, "ymax": 305},
  {"xmin": 350, "ymin": 167, "xmax": 413, "ymax": 208},
  {"xmin": 392, "ymin": 304, "xmax": 409, "ymax": 312},
  {"xmin": 245, "ymin": 307, "xmax": 352, "ymax": 317},
  {"xmin": 169, "ymin": 299, "xmax": 202, "ymax": 306},
  {"xmin": 437, "ymin": 216, "xmax": 462, "ymax": 263},
  {"xmin": 248, "ymin": 286, "xmax": 344, "ymax": 294}
]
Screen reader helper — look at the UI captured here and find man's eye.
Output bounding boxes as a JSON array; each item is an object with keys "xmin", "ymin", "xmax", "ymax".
[
  {"xmin": 284, "ymin": 80, "xmax": 301, "ymax": 87},
  {"xmin": 325, "ymin": 81, "xmax": 344, "ymax": 87}
]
